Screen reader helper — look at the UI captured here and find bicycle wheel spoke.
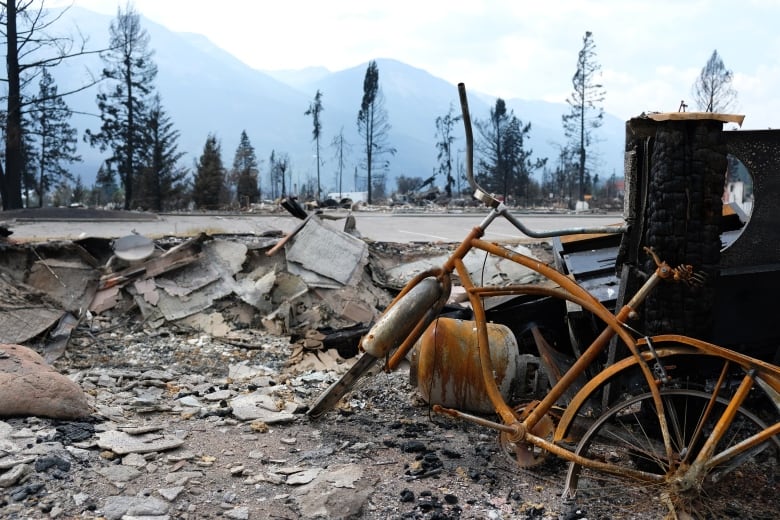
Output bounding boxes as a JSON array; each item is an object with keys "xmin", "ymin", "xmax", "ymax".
[{"xmin": 566, "ymin": 388, "xmax": 779, "ymax": 519}]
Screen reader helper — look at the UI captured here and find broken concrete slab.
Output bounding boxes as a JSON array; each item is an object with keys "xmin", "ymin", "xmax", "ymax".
[
  {"xmin": 138, "ymin": 238, "xmax": 248, "ymax": 322},
  {"xmin": 177, "ymin": 311, "xmax": 231, "ymax": 337},
  {"xmin": 0, "ymin": 269, "xmax": 65, "ymax": 344},
  {"xmin": 42, "ymin": 312, "xmax": 80, "ymax": 363},
  {"xmin": 98, "ymin": 233, "xmax": 207, "ymax": 291},
  {"xmin": 89, "ymin": 285, "xmax": 122, "ymax": 314},
  {"xmin": 284, "ymin": 216, "xmax": 368, "ymax": 288},
  {"xmin": 27, "ymin": 257, "xmax": 99, "ymax": 314},
  {"xmin": 0, "ymin": 343, "xmax": 92, "ymax": 419}
]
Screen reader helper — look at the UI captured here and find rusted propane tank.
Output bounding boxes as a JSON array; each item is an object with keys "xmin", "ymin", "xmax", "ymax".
[{"xmin": 409, "ymin": 317, "xmax": 519, "ymax": 414}]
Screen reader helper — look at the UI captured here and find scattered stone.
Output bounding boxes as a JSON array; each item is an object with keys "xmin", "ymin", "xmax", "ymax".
[
  {"xmin": 286, "ymin": 468, "xmax": 321, "ymax": 485},
  {"xmin": 101, "ymin": 495, "xmax": 169, "ymax": 520},
  {"xmin": 35, "ymin": 453, "xmax": 71, "ymax": 472},
  {"xmin": 224, "ymin": 506, "xmax": 250, "ymax": 520},
  {"xmin": 158, "ymin": 486, "xmax": 184, "ymax": 501},
  {"xmin": 97, "ymin": 464, "xmax": 143, "ymax": 483},
  {"xmin": 95, "ymin": 430, "xmax": 185, "ymax": 455},
  {"xmin": 0, "ymin": 463, "xmax": 32, "ymax": 487},
  {"xmin": 229, "ymin": 393, "xmax": 296, "ymax": 422}
]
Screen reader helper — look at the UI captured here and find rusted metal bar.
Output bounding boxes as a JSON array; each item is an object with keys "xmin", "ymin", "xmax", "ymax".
[{"xmin": 265, "ymin": 213, "xmax": 314, "ymax": 257}]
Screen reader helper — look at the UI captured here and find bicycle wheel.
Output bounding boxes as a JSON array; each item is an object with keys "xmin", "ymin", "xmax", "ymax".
[{"xmin": 565, "ymin": 388, "xmax": 779, "ymax": 519}]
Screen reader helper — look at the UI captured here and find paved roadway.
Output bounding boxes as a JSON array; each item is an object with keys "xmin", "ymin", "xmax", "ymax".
[{"xmin": 3, "ymin": 209, "xmax": 624, "ymax": 243}]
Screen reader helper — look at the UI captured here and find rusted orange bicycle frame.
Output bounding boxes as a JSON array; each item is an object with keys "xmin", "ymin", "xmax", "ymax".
[
  {"xmin": 309, "ymin": 84, "xmax": 780, "ymax": 511},
  {"xmin": 372, "ymin": 220, "xmax": 780, "ymax": 485}
]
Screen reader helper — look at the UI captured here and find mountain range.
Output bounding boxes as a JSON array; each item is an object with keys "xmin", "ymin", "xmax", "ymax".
[{"xmin": 51, "ymin": 7, "xmax": 626, "ymax": 196}]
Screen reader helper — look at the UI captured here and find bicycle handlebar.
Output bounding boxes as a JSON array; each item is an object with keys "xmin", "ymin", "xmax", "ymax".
[{"xmin": 457, "ymin": 83, "xmax": 627, "ymax": 237}]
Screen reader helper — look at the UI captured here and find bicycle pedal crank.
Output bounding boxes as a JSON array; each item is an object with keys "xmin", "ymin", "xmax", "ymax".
[{"xmin": 499, "ymin": 412, "xmax": 555, "ymax": 467}]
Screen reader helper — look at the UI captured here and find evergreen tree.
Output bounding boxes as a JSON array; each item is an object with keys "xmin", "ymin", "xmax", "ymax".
[
  {"xmin": 71, "ymin": 175, "xmax": 86, "ymax": 205},
  {"xmin": 268, "ymin": 150, "xmax": 278, "ymax": 199},
  {"xmin": 136, "ymin": 94, "xmax": 188, "ymax": 211},
  {"xmin": 562, "ymin": 31, "xmax": 605, "ymax": 203},
  {"xmin": 476, "ymin": 99, "xmax": 543, "ymax": 204},
  {"xmin": 276, "ymin": 152, "xmax": 290, "ymax": 197},
  {"xmin": 192, "ymin": 134, "xmax": 225, "ymax": 210},
  {"xmin": 304, "ymin": 89, "xmax": 324, "ymax": 200},
  {"xmin": 435, "ymin": 103, "xmax": 461, "ymax": 198},
  {"xmin": 232, "ymin": 130, "xmax": 260, "ymax": 207},
  {"xmin": 27, "ymin": 68, "xmax": 81, "ymax": 207},
  {"xmin": 692, "ymin": 50, "xmax": 737, "ymax": 113},
  {"xmin": 503, "ymin": 116, "xmax": 545, "ymax": 205},
  {"xmin": 93, "ymin": 161, "xmax": 121, "ymax": 207},
  {"xmin": 357, "ymin": 60, "xmax": 395, "ymax": 204},
  {"xmin": 85, "ymin": 4, "xmax": 157, "ymax": 210}
]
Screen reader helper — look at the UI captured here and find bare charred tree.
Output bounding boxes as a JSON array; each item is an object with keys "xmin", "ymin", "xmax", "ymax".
[
  {"xmin": 304, "ymin": 89, "xmax": 323, "ymax": 201},
  {"xmin": 330, "ymin": 127, "xmax": 351, "ymax": 199},
  {"xmin": 357, "ymin": 60, "xmax": 395, "ymax": 204},
  {"xmin": 562, "ymin": 31, "xmax": 605, "ymax": 204},
  {"xmin": 85, "ymin": 3, "xmax": 157, "ymax": 210},
  {"xmin": 0, "ymin": 0, "xmax": 98, "ymax": 209},
  {"xmin": 435, "ymin": 103, "xmax": 461, "ymax": 198},
  {"xmin": 692, "ymin": 49, "xmax": 737, "ymax": 113}
]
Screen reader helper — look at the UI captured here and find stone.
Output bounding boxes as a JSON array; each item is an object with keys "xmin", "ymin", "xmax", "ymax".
[
  {"xmin": 0, "ymin": 344, "xmax": 92, "ymax": 419},
  {"xmin": 229, "ymin": 393, "xmax": 296, "ymax": 422},
  {"xmin": 0, "ymin": 462, "xmax": 32, "ymax": 487},
  {"xmin": 101, "ymin": 495, "xmax": 169, "ymax": 520},
  {"xmin": 95, "ymin": 430, "xmax": 185, "ymax": 455},
  {"xmin": 97, "ymin": 464, "xmax": 143, "ymax": 483},
  {"xmin": 158, "ymin": 486, "xmax": 184, "ymax": 501},
  {"xmin": 224, "ymin": 506, "xmax": 250, "ymax": 520}
]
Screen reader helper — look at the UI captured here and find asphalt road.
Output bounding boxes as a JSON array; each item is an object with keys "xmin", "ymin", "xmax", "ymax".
[{"xmin": 2, "ymin": 208, "xmax": 625, "ymax": 243}]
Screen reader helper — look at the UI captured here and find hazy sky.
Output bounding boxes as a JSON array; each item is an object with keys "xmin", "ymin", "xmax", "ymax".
[{"xmin": 58, "ymin": 0, "xmax": 780, "ymax": 129}]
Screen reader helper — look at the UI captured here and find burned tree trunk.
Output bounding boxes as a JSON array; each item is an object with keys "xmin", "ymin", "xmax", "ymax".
[{"xmin": 642, "ymin": 119, "xmax": 726, "ymax": 339}]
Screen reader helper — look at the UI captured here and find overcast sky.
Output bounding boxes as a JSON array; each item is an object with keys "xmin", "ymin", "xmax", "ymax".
[{"xmin": 59, "ymin": 0, "xmax": 780, "ymax": 129}]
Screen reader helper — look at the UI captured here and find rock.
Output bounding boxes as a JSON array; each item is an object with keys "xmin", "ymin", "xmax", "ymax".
[
  {"xmin": 293, "ymin": 464, "xmax": 377, "ymax": 519},
  {"xmin": 101, "ymin": 495, "xmax": 169, "ymax": 520},
  {"xmin": 224, "ymin": 506, "xmax": 250, "ymax": 520},
  {"xmin": 286, "ymin": 467, "xmax": 321, "ymax": 485},
  {"xmin": 158, "ymin": 486, "xmax": 184, "ymax": 501},
  {"xmin": 0, "ymin": 344, "xmax": 91, "ymax": 419},
  {"xmin": 95, "ymin": 430, "xmax": 185, "ymax": 455},
  {"xmin": 97, "ymin": 464, "xmax": 143, "ymax": 483},
  {"xmin": 229, "ymin": 393, "xmax": 296, "ymax": 422},
  {"xmin": 0, "ymin": 462, "xmax": 32, "ymax": 487}
]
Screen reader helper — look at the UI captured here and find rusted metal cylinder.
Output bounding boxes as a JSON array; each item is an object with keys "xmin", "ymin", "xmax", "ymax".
[
  {"xmin": 361, "ymin": 277, "xmax": 443, "ymax": 358},
  {"xmin": 409, "ymin": 317, "xmax": 519, "ymax": 413}
]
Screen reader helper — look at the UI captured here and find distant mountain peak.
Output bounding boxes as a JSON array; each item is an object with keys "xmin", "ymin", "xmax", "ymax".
[{"xmin": 49, "ymin": 6, "xmax": 625, "ymax": 191}]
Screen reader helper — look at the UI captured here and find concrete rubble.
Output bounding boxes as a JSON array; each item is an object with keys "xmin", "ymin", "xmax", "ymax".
[{"xmin": 0, "ymin": 213, "xmax": 571, "ymax": 520}]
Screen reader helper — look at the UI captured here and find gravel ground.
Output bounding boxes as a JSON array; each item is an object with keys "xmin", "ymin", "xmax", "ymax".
[
  {"xmin": 3, "ymin": 310, "xmax": 779, "ymax": 519},
  {"xmin": 0, "ymin": 321, "xmax": 601, "ymax": 520}
]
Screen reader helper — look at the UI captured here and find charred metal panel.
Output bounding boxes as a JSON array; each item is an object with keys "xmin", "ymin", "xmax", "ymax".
[{"xmin": 723, "ymin": 130, "xmax": 780, "ymax": 272}]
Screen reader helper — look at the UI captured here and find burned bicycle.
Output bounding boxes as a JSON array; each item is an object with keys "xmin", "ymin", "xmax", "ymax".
[{"xmin": 308, "ymin": 84, "xmax": 780, "ymax": 519}]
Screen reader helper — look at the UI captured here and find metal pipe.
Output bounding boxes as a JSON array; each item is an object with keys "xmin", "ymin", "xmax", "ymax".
[{"xmin": 458, "ymin": 82, "xmax": 627, "ymax": 238}]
